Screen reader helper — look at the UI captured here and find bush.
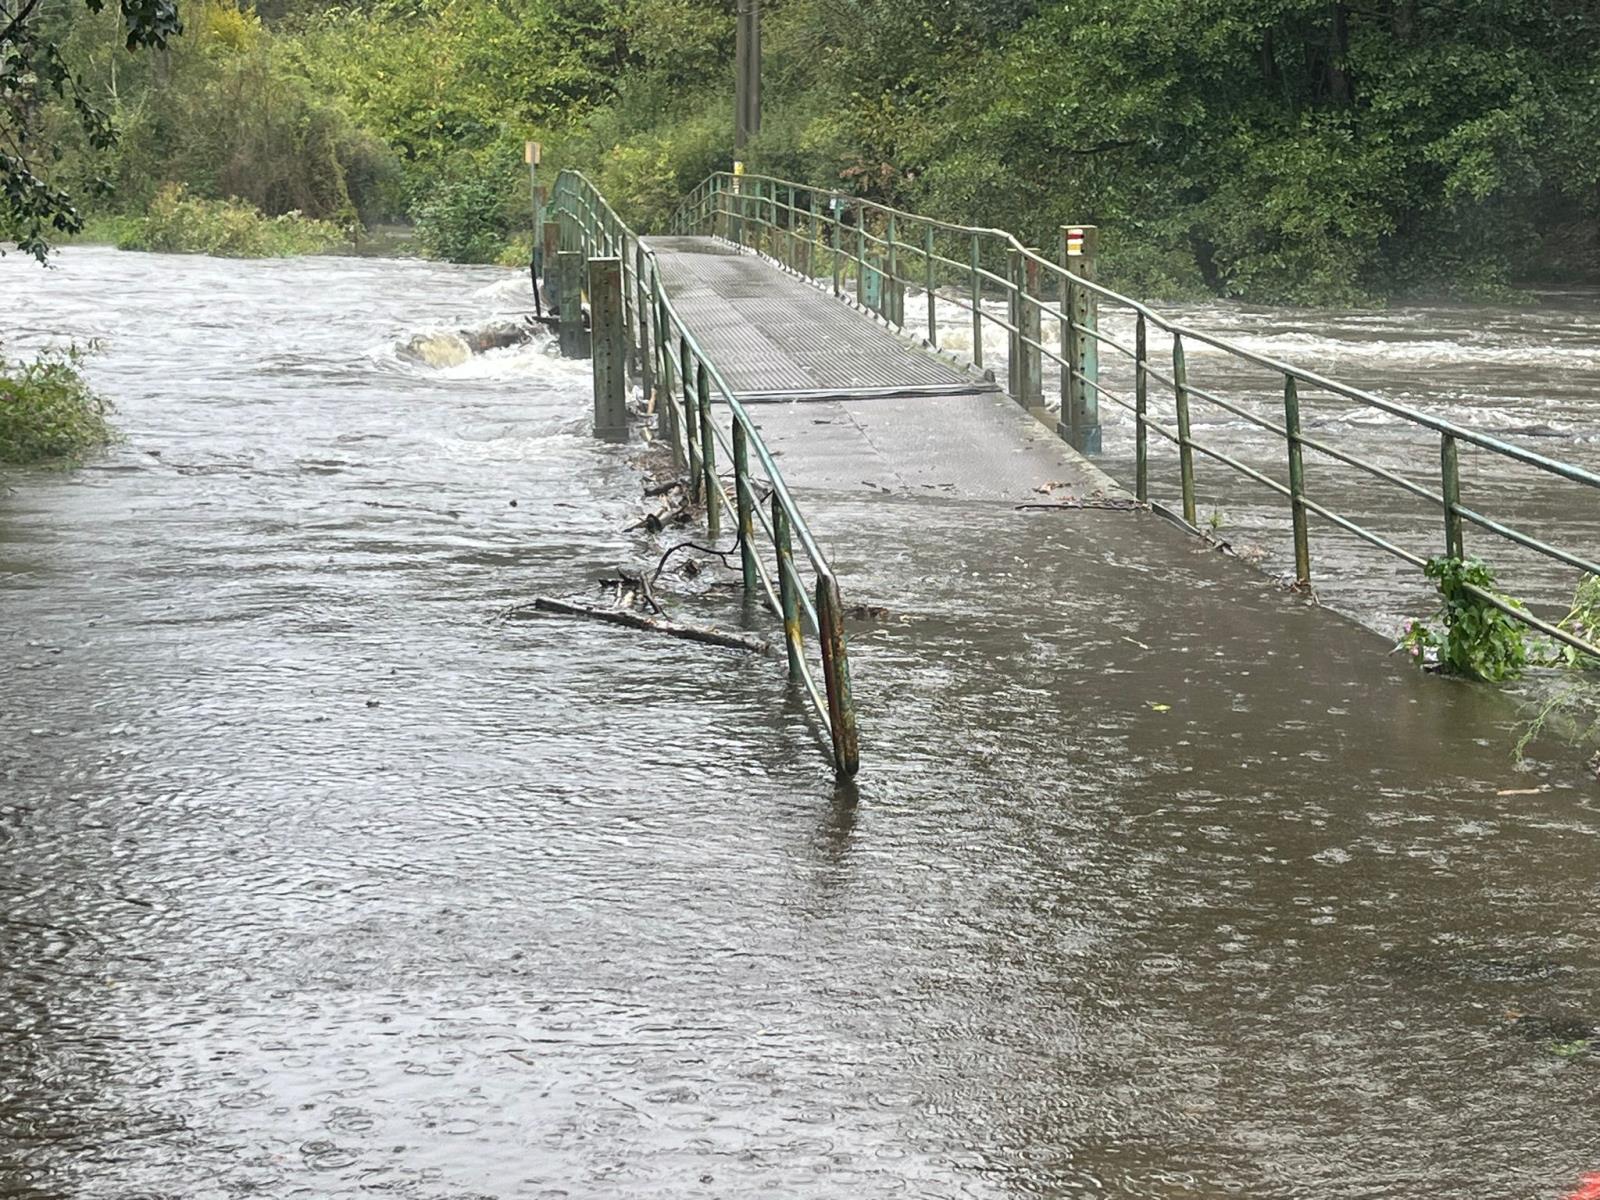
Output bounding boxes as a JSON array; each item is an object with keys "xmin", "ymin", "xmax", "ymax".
[
  {"xmin": 0, "ymin": 346, "xmax": 115, "ymax": 465},
  {"xmin": 117, "ymin": 184, "xmax": 345, "ymax": 257},
  {"xmin": 414, "ymin": 168, "xmax": 515, "ymax": 264},
  {"xmin": 1400, "ymin": 556, "xmax": 1530, "ymax": 682}
]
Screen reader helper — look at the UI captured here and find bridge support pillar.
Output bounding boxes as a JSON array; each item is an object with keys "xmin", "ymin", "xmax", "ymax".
[
  {"xmin": 1058, "ymin": 224, "xmax": 1102, "ymax": 454},
  {"xmin": 557, "ymin": 250, "xmax": 589, "ymax": 359},
  {"xmin": 588, "ymin": 256, "xmax": 628, "ymax": 438}
]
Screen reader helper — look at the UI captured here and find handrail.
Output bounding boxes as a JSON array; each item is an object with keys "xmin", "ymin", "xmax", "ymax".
[
  {"xmin": 550, "ymin": 169, "xmax": 861, "ymax": 776},
  {"xmin": 667, "ymin": 169, "xmax": 1600, "ymax": 663}
]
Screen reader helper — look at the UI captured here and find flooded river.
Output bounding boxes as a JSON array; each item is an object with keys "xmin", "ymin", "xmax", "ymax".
[{"xmin": 3, "ymin": 248, "xmax": 1598, "ymax": 1199}]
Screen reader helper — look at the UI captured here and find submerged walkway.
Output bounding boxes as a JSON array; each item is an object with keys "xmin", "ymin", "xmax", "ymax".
[{"xmin": 647, "ymin": 235, "xmax": 1114, "ymax": 501}]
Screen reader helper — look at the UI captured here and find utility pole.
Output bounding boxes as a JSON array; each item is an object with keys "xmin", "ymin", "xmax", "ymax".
[{"xmin": 734, "ymin": 0, "xmax": 760, "ymax": 150}]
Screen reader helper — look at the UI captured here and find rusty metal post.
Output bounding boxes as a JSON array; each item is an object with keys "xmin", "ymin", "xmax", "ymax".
[
  {"xmin": 816, "ymin": 575, "xmax": 860, "ymax": 777},
  {"xmin": 587, "ymin": 257, "xmax": 627, "ymax": 436},
  {"xmin": 1173, "ymin": 332, "xmax": 1197, "ymax": 527},
  {"xmin": 557, "ymin": 249, "xmax": 589, "ymax": 359},
  {"xmin": 1284, "ymin": 375, "xmax": 1312, "ymax": 584},
  {"xmin": 1019, "ymin": 254, "xmax": 1042, "ymax": 405},
  {"xmin": 1441, "ymin": 433, "xmax": 1464, "ymax": 559},
  {"xmin": 1135, "ymin": 314, "xmax": 1149, "ymax": 502},
  {"xmin": 1060, "ymin": 224, "xmax": 1100, "ymax": 452}
]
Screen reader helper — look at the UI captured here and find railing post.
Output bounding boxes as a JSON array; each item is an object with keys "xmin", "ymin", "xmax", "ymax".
[
  {"xmin": 1060, "ymin": 225, "xmax": 1101, "ymax": 453},
  {"xmin": 885, "ymin": 213, "xmax": 901, "ymax": 326},
  {"xmin": 619, "ymin": 244, "xmax": 635, "ymax": 376},
  {"xmin": 1005, "ymin": 247, "xmax": 1019, "ymax": 400},
  {"xmin": 804, "ymin": 189, "xmax": 817, "ymax": 278},
  {"xmin": 771, "ymin": 496, "xmax": 804, "ymax": 681},
  {"xmin": 855, "ymin": 203, "xmax": 866, "ymax": 301},
  {"xmin": 1284, "ymin": 375, "xmax": 1312, "ymax": 584},
  {"xmin": 696, "ymin": 361, "xmax": 720, "ymax": 540},
  {"xmin": 680, "ymin": 337, "xmax": 701, "ymax": 501},
  {"xmin": 634, "ymin": 246, "xmax": 653, "ymax": 401},
  {"xmin": 653, "ymin": 285, "xmax": 676, "ymax": 454},
  {"xmin": 924, "ymin": 224, "xmax": 937, "ymax": 346},
  {"xmin": 732, "ymin": 421, "xmax": 759, "ymax": 594},
  {"xmin": 1020, "ymin": 254, "xmax": 1042, "ymax": 406},
  {"xmin": 557, "ymin": 249, "xmax": 589, "ymax": 359},
  {"xmin": 588, "ymin": 257, "xmax": 627, "ymax": 436},
  {"xmin": 831, "ymin": 199, "xmax": 843, "ymax": 297},
  {"xmin": 1172, "ymin": 332, "xmax": 1197, "ymax": 527},
  {"xmin": 1135, "ymin": 314, "xmax": 1149, "ymax": 502},
  {"xmin": 751, "ymin": 179, "xmax": 764, "ymax": 257},
  {"xmin": 816, "ymin": 575, "xmax": 860, "ymax": 777},
  {"xmin": 969, "ymin": 233, "xmax": 983, "ymax": 369},
  {"xmin": 1441, "ymin": 432, "xmax": 1464, "ymax": 559}
]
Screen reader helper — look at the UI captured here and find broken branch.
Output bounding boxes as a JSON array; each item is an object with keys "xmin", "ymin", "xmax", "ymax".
[{"xmin": 505, "ymin": 596, "xmax": 770, "ymax": 654}]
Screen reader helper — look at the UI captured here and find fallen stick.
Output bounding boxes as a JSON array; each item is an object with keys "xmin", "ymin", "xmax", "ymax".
[
  {"xmin": 506, "ymin": 596, "xmax": 770, "ymax": 654},
  {"xmin": 1013, "ymin": 498, "xmax": 1146, "ymax": 512}
]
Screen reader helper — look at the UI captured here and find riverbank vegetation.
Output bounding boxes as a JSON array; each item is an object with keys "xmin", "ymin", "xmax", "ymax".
[
  {"xmin": 112, "ymin": 184, "xmax": 345, "ymax": 256},
  {"xmin": 7, "ymin": 0, "xmax": 1600, "ymax": 299},
  {"xmin": 0, "ymin": 347, "xmax": 115, "ymax": 466}
]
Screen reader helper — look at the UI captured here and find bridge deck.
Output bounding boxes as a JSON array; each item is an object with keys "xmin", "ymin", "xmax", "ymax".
[
  {"xmin": 648, "ymin": 235, "xmax": 1114, "ymax": 502},
  {"xmin": 647, "ymin": 236, "xmax": 989, "ymax": 401}
]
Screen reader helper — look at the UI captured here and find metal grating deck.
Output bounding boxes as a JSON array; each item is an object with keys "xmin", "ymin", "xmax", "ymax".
[{"xmin": 646, "ymin": 236, "xmax": 994, "ymax": 402}]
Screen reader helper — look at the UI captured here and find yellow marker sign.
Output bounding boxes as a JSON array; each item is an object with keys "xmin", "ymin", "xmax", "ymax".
[
  {"xmin": 1066, "ymin": 228, "xmax": 1085, "ymax": 257},
  {"xmin": 524, "ymin": 141, "xmax": 541, "ymax": 165}
]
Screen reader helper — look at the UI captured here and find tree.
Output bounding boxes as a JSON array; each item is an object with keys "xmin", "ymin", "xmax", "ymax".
[{"xmin": 1, "ymin": 0, "xmax": 181, "ymax": 261}]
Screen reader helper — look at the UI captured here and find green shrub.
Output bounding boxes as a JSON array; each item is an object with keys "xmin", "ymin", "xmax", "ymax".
[
  {"xmin": 117, "ymin": 184, "xmax": 345, "ymax": 257},
  {"xmin": 0, "ymin": 346, "xmax": 116, "ymax": 466},
  {"xmin": 415, "ymin": 169, "xmax": 515, "ymax": 264},
  {"xmin": 1400, "ymin": 556, "xmax": 1530, "ymax": 682}
]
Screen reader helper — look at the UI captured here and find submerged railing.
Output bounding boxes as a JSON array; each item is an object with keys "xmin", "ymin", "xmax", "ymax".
[
  {"xmin": 668, "ymin": 170, "xmax": 1600, "ymax": 662},
  {"xmin": 550, "ymin": 169, "xmax": 861, "ymax": 777}
]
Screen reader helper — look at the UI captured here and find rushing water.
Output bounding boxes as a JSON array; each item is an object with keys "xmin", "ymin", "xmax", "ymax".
[
  {"xmin": 920, "ymin": 286, "xmax": 1600, "ymax": 630},
  {"xmin": 3, "ymin": 247, "xmax": 1599, "ymax": 1200}
]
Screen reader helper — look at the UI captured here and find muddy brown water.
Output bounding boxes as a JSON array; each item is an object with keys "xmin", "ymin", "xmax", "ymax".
[{"xmin": 3, "ymin": 248, "xmax": 1598, "ymax": 1199}]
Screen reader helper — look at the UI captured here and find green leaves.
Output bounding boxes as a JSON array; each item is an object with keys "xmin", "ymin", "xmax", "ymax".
[
  {"xmin": 0, "ymin": 344, "xmax": 115, "ymax": 466},
  {"xmin": 1400, "ymin": 555, "xmax": 1529, "ymax": 683}
]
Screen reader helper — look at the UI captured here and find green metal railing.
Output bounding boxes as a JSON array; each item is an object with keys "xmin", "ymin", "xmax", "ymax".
[
  {"xmin": 550, "ymin": 169, "xmax": 861, "ymax": 776},
  {"xmin": 668, "ymin": 170, "xmax": 1600, "ymax": 663}
]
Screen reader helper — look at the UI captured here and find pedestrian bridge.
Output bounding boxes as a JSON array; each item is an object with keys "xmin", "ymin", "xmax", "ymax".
[{"xmin": 547, "ymin": 169, "xmax": 1600, "ymax": 777}]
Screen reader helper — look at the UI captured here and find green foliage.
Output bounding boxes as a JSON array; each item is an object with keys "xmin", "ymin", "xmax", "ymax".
[
  {"xmin": 116, "ymin": 183, "xmax": 343, "ymax": 256},
  {"xmin": 19, "ymin": 0, "xmax": 1600, "ymax": 287},
  {"xmin": 1400, "ymin": 556, "xmax": 1529, "ymax": 683},
  {"xmin": 415, "ymin": 166, "xmax": 514, "ymax": 264},
  {"xmin": 0, "ymin": 0, "xmax": 180, "ymax": 261},
  {"xmin": 1552, "ymin": 574, "xmax": 1600, "ymax": 670},
  {"xmin": 0, "ymin": 345, "xmax": 116, "ymax": 465}
]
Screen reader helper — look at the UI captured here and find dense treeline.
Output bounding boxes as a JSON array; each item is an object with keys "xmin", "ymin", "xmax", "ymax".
[{"xmin": 17, "ymin": 0, "xmax": 1600, "ymax": 301}]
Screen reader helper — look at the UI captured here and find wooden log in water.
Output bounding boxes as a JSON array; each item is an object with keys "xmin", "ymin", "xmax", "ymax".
[{"xmin": 507, "ymin": 596, "xmax": 770, "ymax": 654}]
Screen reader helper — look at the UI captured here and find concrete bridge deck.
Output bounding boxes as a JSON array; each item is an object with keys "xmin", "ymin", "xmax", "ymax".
[{"xmin": 648, "ymin": 235, "xmax": 1114, "ymax": 503}]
